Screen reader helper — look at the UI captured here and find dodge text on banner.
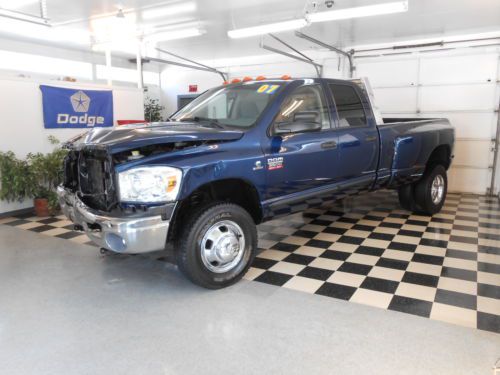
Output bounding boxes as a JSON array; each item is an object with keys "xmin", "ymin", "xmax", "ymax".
[{"xmin": 40, "ymin": 85, "xmax": 114, "ymax": 129}]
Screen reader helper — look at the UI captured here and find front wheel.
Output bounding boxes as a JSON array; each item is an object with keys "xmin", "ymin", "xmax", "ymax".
[
  {"xmin": 414, "ymin": 164, "xmax": 448, "ymax": 215},
  {"xmin": 175, "ymin": 203, "xmax": 257, "ymax": 289}
]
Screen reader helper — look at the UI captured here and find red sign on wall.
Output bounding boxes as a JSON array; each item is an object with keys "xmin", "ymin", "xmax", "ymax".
[{"xmin": 189, "ymin": 85, "xmax": 198, "ymax": 93}]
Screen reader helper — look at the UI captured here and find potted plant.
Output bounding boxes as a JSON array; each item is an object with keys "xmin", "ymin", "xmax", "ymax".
[
  {"xmin": 0, "ymin": 151, "xmax": 34, "ymax": 204},
  {"xmin": 0, "ymin": 136, "xmax": 67, "ymax": 217},
  {"xmin": 144, "ymin": 97, "xmax": 165, "ymax": 122},
  {"xmin": 27, "ymin": 136, "xmax": 67, "ymax": 216}
]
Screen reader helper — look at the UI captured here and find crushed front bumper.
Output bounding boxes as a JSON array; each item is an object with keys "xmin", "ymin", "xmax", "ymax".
[{"xmin": 57, "ymin": 186, "xmax": 171, "ymax": 254}]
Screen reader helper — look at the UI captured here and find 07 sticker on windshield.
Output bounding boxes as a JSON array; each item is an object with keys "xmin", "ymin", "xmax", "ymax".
[
  {"xmin": 267, "ymin": 157, "xmax": 284, "ymax": 170},
  {"xmin": 257, "ymin": 85, "xmax": 280, "ymax": 94}
]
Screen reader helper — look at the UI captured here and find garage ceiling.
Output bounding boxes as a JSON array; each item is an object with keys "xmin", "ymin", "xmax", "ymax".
[{"xmin": 0, "ymin": 0, "xmax": 499, "ymax": 59}]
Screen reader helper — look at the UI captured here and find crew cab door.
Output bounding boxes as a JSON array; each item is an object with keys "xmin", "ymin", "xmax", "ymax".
[
  {"xmin": 327, "ymin": 82, "xmax": 379, "ymax": 191},
  {"xmin": 262, "ymin": 82, "xmax": 340, "ymax": 214}
]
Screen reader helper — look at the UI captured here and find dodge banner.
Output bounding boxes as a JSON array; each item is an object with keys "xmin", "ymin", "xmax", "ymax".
[{"xmin": 40, "ymin": 85, "xmax": 114, "ymax": 128}]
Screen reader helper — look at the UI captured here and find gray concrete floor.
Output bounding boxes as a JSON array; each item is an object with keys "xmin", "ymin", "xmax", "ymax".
[{"xmin": 0, "ymin": 225, "xmax": 498, "ymax": 375}]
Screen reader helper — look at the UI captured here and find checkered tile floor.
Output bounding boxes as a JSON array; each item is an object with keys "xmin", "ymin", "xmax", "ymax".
[{"xmin": 1, "ymin": 191, "xmax": 499, "ymax": 334}]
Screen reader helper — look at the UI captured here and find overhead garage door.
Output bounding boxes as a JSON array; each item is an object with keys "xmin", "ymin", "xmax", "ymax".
[{"xmin": 354, "ymin": 48, "xmax": 500, "ymax": 195}]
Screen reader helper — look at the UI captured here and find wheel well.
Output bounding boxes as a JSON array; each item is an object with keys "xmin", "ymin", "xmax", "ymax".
[
  {"xmin": 427, "ymin": 145, "xmax": 451, "ymax": 170},
  {"xmin": 168, "ymin": 179, "xmax": 262, "ymax": 242}
]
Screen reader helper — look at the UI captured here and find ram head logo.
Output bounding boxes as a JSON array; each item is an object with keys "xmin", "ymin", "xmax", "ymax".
[{"xmin": 70, "ymin": 90, "xmax": 91, "ymax": 112}]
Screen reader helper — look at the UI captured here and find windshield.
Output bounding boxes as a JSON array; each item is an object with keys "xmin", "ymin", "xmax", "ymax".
[{"xmin": 170, "ymin": 82, "xmax": 284, "ymax": 128}]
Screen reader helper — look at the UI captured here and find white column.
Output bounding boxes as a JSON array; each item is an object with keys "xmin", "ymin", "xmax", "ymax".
[
  {"xmin": 105, "ymin": 49, "xmax": 112, "ymax": 86},
  {"xmin": 136, "ymin": 44, "xmax": 143, "ymax": 89}
]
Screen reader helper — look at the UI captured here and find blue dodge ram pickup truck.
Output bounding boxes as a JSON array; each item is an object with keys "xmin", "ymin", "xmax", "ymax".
[{"xmin": 57, "ymin": 77, "xmax": 454, "ymax": 288}]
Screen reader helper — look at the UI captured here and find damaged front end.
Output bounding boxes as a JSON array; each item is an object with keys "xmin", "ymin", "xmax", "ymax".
[
  {"xmin": 57, "ymin": 125, "xmax": 239, "ymax": 253},
  {"xmin": 63, "ymin": 146, "xmax": 118, "ymax": 212}
]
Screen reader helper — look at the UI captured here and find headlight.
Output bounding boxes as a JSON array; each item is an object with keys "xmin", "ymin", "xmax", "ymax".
[{"xmin": 118, "ymin": 166, "xmax": 182, "ymax": 203}]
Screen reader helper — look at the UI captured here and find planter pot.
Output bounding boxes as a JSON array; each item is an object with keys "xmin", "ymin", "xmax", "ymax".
[{"xmin": 34, "ymin": 198, "xmax": 50, "ymax": 217}]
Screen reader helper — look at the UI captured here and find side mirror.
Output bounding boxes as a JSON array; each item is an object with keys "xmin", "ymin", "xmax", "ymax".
[
  {"xmin": 293, "ymin": 111, "xmax": 319, "ymax": 123},
  {"xmin": 275, "ymin": 111, "xmax": 321, "ymax": 134}
]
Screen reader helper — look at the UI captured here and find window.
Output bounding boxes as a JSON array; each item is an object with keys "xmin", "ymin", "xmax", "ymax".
[
  {"xmin": 0, "ymin": 50, "xmax": 92, "ymax": 79},
  {"xmin": 274, "ymin": 85, "xmax": 330, "ymax": 130},
  {"xmin": 171, "ymin": 82, "xmax": 283, "ymax": 128},
  {"xmin": 329, "ymin": 84, "xmax": 367, "ymax": 127},
  {"xmin": 96, "ymin": 65, "xmax": 160, "ymax": 86}
]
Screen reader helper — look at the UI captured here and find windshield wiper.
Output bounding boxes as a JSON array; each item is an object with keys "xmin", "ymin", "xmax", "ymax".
[{"xmin": 178, "ymin": 116, "xmax": 224, "ymax": 129}]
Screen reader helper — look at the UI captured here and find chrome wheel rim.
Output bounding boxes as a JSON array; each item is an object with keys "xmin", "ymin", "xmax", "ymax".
[
  {"xmin": 200, "ymin": 220, "xmax": 245, "ymax": 273},
  {"xmin": 431, "ymin": 174, "xmax": 445, "ymax": 205}
]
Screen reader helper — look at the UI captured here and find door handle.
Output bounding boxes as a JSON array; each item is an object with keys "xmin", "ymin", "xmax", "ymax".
[
  {"xmin": 321, "ymin": 141, "xmax": 337, "ymax": 149},
  {"xmin": 365, "ymin": 136, "xmax": 377, "ymax": 142}
]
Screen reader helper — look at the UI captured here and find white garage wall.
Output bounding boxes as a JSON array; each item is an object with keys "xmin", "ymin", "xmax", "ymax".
[
  {"xmin": 0, "ymin": 77, "xmax": 145, "ymax": 214},
  {"xmin": 160, "ymin": 52, "xmax": 345, "ymax": 116},
  {"xmin": 159, "ymin": 45, "xmax": 500, "ymax": 196},
  {"xmin": 355, "ymin": 47, "xmax": 500, "ymax": 195},
  {"xmin": 0, "ymin": 36, "xmax": 161, "ymax": 87}
]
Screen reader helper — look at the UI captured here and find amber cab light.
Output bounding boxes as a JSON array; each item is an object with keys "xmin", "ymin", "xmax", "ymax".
[
  {"xmin": 231, "ymin": 78, "xmax": 242, "ymax": 83},
  {"xmin": 255, "ymin": 75, "xmax": 266, "ymax": 81},
  {"xmin": 242, "ymin": 76, "xmax": 253, "ymax": 82}
]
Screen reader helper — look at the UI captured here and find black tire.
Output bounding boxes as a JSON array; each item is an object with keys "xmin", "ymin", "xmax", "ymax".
[
  {"xmin": 398, "ymin": 184, "xmax": 418, "ymax": 212},
  {"xmin": 414, "ymin": 164, "xmax": 447, "ymax": 215},
  {"xmin": 175, "ymin": 202, "xmax": 257, "ymax": 289}
]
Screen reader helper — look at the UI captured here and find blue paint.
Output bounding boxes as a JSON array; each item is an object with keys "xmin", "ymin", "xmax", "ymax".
[{"xmin": 67, "ymin": 78, "xmax": 454, "ymax": 222}]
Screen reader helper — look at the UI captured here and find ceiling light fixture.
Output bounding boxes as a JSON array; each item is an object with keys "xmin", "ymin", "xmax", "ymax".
[
  {"xmin": 116, "ymin": 8, "xmax": 125, "ymax": 18},
  {"xmin": 141, "ymin": 2, "xmax": 197, "ymax": 20},
  {"xmin": 307, "ymin": 1, "xmax": 408, "ymax": 23},
  {"xmin": 144, "ymin": 27, "xmax": 205, "ymax": 43},
  {"xmin": 228, "ymin": 19, "xmax": 308, "ymax": 39},
  {"xmin": 91, "ymin": 12, "xmax": 138, "ymax": 44}
]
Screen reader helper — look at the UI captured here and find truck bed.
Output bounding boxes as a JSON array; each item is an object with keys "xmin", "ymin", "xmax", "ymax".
[{"xmin": 375, "ymin": 117, "xmax": 454, "ymax": 188}]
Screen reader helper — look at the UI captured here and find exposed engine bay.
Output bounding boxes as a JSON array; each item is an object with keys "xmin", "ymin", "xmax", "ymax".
[
  {"xmin": 62, "ymin": 139, "xmax": 223, "ymax": 213},
  {"xmin": 112, "ymin": 140, "xmax": 214, "ymax": 164}
]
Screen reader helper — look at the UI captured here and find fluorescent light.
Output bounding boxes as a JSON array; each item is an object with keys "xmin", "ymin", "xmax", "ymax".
[
  {"xmin": 348, "ymin": 30, "xmax": 500, "ymax": 52},
  {"xmin": 91, "ymin": 13, "xmax": 138, "ymax": 44},
  {"xmin": 142, "ymin": 2, "xmax": 196, "ymax": 20},
  {"xmin": 228, "ymin": 19, "xmax": 308, "ymax": 39},
  {"xmin": 0, "ymin": 7, "xmax": 49, "ymax": 25},
  {"xmin": 144, "ymin": 28, "xmax": 205, "ymax": 43},
  {"xmin": 307, "ymin": 1, "xmax": 408, "ymax": 23}
]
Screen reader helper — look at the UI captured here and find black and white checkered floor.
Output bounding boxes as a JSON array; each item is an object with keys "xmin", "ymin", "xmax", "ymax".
[{"xmin": 1, "ymin": 191, "xmax": 499, "ymax": 334}]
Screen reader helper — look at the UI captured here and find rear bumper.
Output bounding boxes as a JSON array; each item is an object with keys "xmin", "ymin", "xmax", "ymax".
[{"xmin": 57, "ymin": 186, "xmax": 171, "ymax": 254}]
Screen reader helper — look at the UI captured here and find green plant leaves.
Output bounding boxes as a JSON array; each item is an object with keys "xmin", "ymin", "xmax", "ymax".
[
  {"xmin": 144, "ymin": 97, "xmax": 165, "ymax": 122},
  {"xmin": 0, "ymin": 137, "xmax": 67, "ymax": 211}
]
